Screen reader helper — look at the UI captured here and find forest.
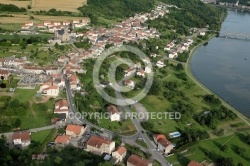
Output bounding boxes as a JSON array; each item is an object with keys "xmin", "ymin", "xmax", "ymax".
[{"xmin": 0, "ymin": 3, "xmax": 26, "ymax": 12}]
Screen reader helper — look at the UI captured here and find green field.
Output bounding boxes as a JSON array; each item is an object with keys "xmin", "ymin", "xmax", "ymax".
[
  {"xmin": 167, "ymin": 131, "xmax": 250, "ymax": 166},
  {"xmin": 31, "ymin": 129, "xmax": 58, "ymax": 147},
  {"xmin": 98, "ymin": 118, "xmax": 137, "ymax": 135},
  {"xmin": 0, "ymin": 88, "xmax": 54, "ymax": 131}
]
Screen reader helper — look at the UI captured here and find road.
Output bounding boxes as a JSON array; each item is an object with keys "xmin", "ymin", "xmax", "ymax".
[{"xmin": 116, "ymin": 78, "xmax": 171, "ymax": 166}]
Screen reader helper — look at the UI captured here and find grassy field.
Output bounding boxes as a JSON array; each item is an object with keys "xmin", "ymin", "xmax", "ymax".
[
  {"xmin": 30, "ymin": 0, "xmax": 87, "ymax": 12},
  {"xmin": 0, "ymin": 88, "xmax": 54, "ymax": 130},
  {"xmin": 0, "ymin": 0, "xmax": 30, "ymax": 8},
  {"xmin": 167, "ymin": 131, "xmax": 250, "ymax": 166},
  {"xmin": 98, "ymin": 118, "xmax": 137, "ymax": 135},
  {"xmin": 31, "ymin": 129, "xmax": 58, "ymax": 148}
]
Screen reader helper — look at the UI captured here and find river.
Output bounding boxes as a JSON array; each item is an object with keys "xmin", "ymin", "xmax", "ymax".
[{"xmin": 190, "ymin": 10, "xmax": 250, "ymax": 118}]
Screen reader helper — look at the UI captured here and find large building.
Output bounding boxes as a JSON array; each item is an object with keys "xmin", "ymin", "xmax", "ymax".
[
  {"xmin": 86, "ymin": 135, "xmax": 115, "ymax": 155},
  {"xmin": 55, "ymin": 27, "xmax": 70, "ymax": 42},
  {"xmin": 12, "ymin": 131, "xmax": 31, "ymax": 147},
  {"xmin": 127, "ymin": 154, "xmax": 152, "ymax": 166}
]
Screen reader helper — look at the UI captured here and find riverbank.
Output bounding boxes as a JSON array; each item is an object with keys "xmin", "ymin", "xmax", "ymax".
[{"xmin": 185, "ymin": 34, "xmax": 250, "ymax": 126}]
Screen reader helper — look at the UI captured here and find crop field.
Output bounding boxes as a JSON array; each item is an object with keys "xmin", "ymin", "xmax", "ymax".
[
  {"xmin": 0, "ymin": 14, "xmax": 86, "ymax": 24},
  {"xmin": 30, "ymin": 0, "xmax": 87, "ymax": 12},
  {"xmin": 0, "ymin": 0, "xmax": 30, "ymax": 8}
]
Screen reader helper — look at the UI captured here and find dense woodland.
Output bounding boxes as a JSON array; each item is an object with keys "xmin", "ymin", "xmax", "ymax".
[{"xmin": 0, "ymin": 3, "xmax": 26, "ymax": 12}]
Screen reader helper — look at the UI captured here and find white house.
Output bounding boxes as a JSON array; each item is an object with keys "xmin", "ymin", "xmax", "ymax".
[
  {"xmin": 145, "ymin": 65, "xmax": 152, "ymax": 74},
  {"xmin": 107, "ymin": 105, "xmax": 121, "ymax": 122},
  {"xmin": 86, "ymin": 135, "xmax": 115, "ymax": 155},
  {"xmin": 199, "ymin": 32, "xmax": 206, "ymax": 36},
  {"xmin": 66, "ymin": 124, "xmax": 85, "ymax": 137},
  {"xmin": 156, "ymin": 60, "xmax": 165, "ymax": 68},
  {"xmin": 55, "ymin": 99, "xmax": 68, "ymax": 110},
  {"xmin": 142, "ymin": 57, "xmax": 150, "ymax": 64},
  {"xmin": 12, "ymin": 131, "xmax": 31, "ymax": 147},
  {"xmin": 41, "ymin": 86, "xmax": 59, "ymax": 97},
  {"xmin": 124, "ymin": 68, "xmax": 136, "ymax": 77},
  {"xmin": 153, "ymin": 134, "xmax": 174, "ymax": 155},
  {"xmin": 136, "ymin": 70, "xmax": 145, "ymax": 77},
  {"xmin": 112, "ymin": 146, "xmax": 127, "ymax": 164},
  {"xmin": 124, "ymin": 80, "xmax": 135, "ymax": 89}
]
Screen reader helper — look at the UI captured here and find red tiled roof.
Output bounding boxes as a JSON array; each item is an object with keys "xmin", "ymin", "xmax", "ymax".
[
  {"xmin": 12, "ymin": 131, "xmax": 30, "ymax": 141},
  {"xmin": 55, "ymin": 99, "xmax": 68, "ymax": 108},
  {"xmin": 127, "ymin": 154, "xmax": 151, "ymax": 166},
  {"xmin": 115, "ymin": 146, "xmax": 126, "ymax": 156},
  {"xmin": 107, "ymin": 105, "xmax": 119, "ymax": 114},
  {"xmin": 54, "ymin": 109, "xmax": 69, "ymax": 113},
  {"xmin": 87, "ymin": 135, "xmax": 113, "ymax": 148},
  {"xmin": 0, "ymin": 70, "xmax": 9, "ymax": 75},
  {"xmin": 187, "ymin": 160, "xmax": 202, "ymax": 166},
  {"xmin": 154, "ymin": 134, "xmax": 172, "ymax": 148},
  {"xmin": 66, "ymin": 124, "xmax": 84, "ymax": 135},
  {"xmin": 55, "ymin": 135, "xmax": 70, "ymax": 144}
]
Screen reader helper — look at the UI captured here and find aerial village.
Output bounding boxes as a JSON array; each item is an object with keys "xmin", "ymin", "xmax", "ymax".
[{"xmin": 0, "ymin": 3, "xmax": 207, "ymax": 166}]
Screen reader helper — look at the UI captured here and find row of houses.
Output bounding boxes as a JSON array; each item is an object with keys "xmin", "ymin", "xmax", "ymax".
[{"xmin": 21, "ymin": 18, "xmax": 90, "ymax": 32}]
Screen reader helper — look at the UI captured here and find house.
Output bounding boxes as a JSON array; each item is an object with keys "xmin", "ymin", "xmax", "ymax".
[
  {"xmin": 145, "ymin": 65, "xmax": 152, "ymax": 74},
  {"xmin": 73, "ymin": 20, "xmax": 80, "ymax": 24},
  {"xmin": 54, "ymin": 99, "xmax": 69, "ymax": 117},
  {"xmin": 153, "ymin": 134, "xmax": 174, "ymax": 154},
  {"xmin": 124, "ymin": 80, "xmax": 135, "ymax": 89},
  {"xmin": 136, "ymin": 70, "xmax": 145, "ymax": 77},
  {"xmin": 107, "ymin": 105, "xmax": 121, "ymax": 122},
  {"xmin": 68, "ymin": 72, "xmax": 79, "ymax": 90},
  {"xmin": 54, "ymin": 135, "xmax": 70, "ymax": 146},
  {"xmin": 0, "ymin": 70, "xmax": 10, "ymax": 80},
  {"xmin": 12, "ymin": 131, "xmax": 31, "ymax": 147},
  {"xmin": 66, "ymin": 124, "xmax": 85, "ymax": 137},
  {"xmin": 112, "ymin": 146, "xmax": 127, "ymax": 164},
  {"xmin": 55, "ymin": 99, "xmax": 68, "ymax": 110},
  {"xmin": 150, "ymin": 53, "xmax": 157, "ymax": 58},
  {"xmin": 52, "ymin": 74, "xmax": 65, "ymax": 87},
  {"xmin": 199, "ymin": 32, "xmax": 206, "ymax": 36},
  {"xmin": 41, "ymin": 85, "xmax": 59, "ymax": 97},
  {"xmin": 86, "ymin": 135, "xmax": 115, "ymax": 155},
  {"xmin": 156, "ymin": 60, "xmax": 165, "ymax": 68},
  {"xmin": 187, "ymin": 160, "xmax": 202, "ymax": 166},
  {"xmin": 134, "ymin": 62, "xmax": 141, "ymax": 69},
  {"xmin": 43, "ymin": 21, "xmax": 52, "ymax": 26},
  {"xmin": 142, "ymin": 58, "xmax": 150, "ymax": 64},
  {"xmin": 127, "ymin": 154, "xmax": 152, "ymax": 166},
  {"xmin": 124, "ymin": 68, "xmax": 136, "ymax": 77}
]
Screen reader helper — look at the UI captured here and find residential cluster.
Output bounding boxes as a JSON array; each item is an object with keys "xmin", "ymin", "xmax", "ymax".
[
  {"xmin": 21, "ymin": 18, "xmax": 90, "ymax": 33},
  {"xmin": 164, "ymin": 38, "xmax": 194, "ymax": 59}
]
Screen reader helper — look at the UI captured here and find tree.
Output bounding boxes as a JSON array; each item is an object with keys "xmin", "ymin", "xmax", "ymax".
[
  {"xmin": 54, "ymin": 156, "xmax": 63, "ymax": 165},
  {"xmin": 217, "ymin": 157, "xmax": 234, "ymax": 166},
  {"xmin": 30, "ymin": 16, "xmax": 34, "ymax": 20},
  {"xmin": 237, "ymin": 147, "xmax": 246, "ymax": 156},
  {"xmin": 148, "ymin": 77, "xmax": 163, "ymax": 95},
  {"xmin": 27, "ymin": 5, "xmax": 31, "ymax": 9},
  {"xmin": 176, "ymin": 63, "xmax": 184, "ymax": 70},
  {"xmin": 221, "ymin": 145, "xmax": 228, "ymax": 152},
  {"xmin": 14, "ymin": 119, "xmax": 21, "ymax": 128}
]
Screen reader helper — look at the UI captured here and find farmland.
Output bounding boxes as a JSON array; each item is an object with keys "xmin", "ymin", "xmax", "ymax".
[
  {"xmin": 30, "ymin": 0, "xmax": 87, "ymax": 12},
  {"xmin": 0, "ymin": 0, "xmax": 30, "ymax": 8}
]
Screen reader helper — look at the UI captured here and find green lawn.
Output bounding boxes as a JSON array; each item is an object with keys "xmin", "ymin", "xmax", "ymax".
[
  {"xmin": 31, "ymin": 129, "xmax": 58, "ymax": 147},
  {"xmin": 98, "ymin": 118, "xmax": 136, "ymax": 135},
  {"xmin": 11, "ymin": 88, "xmax": 37, "ymax": 103},
  {"xmin": 167, "ymin": 131, "xmax": 250, "ymax": 166},
  {"xmin": 136, "ymin": 139, "xmax": 148, "ymax": 148},
  {"xmin": 0, "ymin": 88, "xmax": 54, "ymax": 131}
]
